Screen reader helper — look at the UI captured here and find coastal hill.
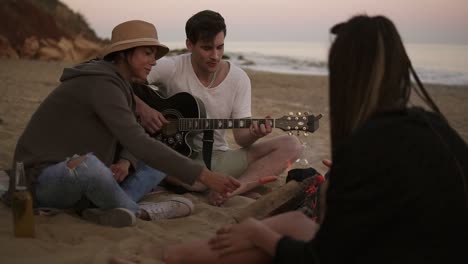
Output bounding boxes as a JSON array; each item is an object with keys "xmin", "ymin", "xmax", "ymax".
[{"xmin": 0, "ymin": 0, "xmax": 103, "ymax": 62}]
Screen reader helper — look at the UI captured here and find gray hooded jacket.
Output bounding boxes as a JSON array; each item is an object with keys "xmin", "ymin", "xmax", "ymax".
[{"xmin": 8, "ymin": 60, "xmax": 203, "ymax": 203}]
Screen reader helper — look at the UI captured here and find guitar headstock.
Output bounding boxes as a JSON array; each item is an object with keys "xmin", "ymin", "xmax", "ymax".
[{"xmin": 275, "ymin": 112, "xmax": 322, "ymax": 136}]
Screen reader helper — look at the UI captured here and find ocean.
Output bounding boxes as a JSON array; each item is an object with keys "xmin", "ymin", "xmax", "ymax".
[{"xmin": 164, "ymin": 41, "xmax": 468, "ymax": 86}]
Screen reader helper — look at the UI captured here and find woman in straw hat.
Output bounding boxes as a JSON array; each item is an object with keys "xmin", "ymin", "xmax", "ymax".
[{"xmin": 8, "ymin": 20, "xmax": 240, "ymax": 227}]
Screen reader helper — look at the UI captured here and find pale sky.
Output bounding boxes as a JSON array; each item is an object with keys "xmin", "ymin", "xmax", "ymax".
[{"xmin": 61, "ymin": 0, "xmax": 468, "ymax": 44}]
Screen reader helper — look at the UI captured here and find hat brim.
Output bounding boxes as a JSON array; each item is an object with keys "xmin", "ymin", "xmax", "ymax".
[{"xmin": 101, "ymin": 40, "xmax": 169, "ymax": 60}]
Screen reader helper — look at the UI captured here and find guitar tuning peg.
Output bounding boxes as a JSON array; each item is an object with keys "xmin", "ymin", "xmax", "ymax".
[
  {"xmin": 304, "ymin": 132, "xmax": 309, "ymax": 136},
  {"xmin": 288, "ymin": 132, "xmax": 293, "ymax": 136},
  {"xmin": 302, "ymin": 127, "xmax": 307, "ymax": 131},
  {"xmin": 297, "ymin": 112, "xmax": 302, "ymax": 116},
  {"xmin": 304, "ymin": 111, "xmax": 309, "ymax": 115},
  {"xmin": 289, "ymin": 112, "xmax": 294, "ymax": 116}
]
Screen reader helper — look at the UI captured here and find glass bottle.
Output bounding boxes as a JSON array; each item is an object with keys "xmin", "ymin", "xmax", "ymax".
[
  {"xmin": 12, "ymin": 161, "xmax": 35, "ymax": 238},
  {"xmin": 292, "ymin": 142, "xmax": 313, "ymax": 169}
]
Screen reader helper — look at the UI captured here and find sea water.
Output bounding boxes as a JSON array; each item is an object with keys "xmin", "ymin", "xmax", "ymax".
[{"xmin": 165, "ymin": 41, "xmax": 468, "ymax": 86}]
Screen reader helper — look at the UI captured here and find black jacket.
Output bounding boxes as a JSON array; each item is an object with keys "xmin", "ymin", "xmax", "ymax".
[{"xmin": 275, "ymin": 108, "xmax": 468, "ymax": 264}]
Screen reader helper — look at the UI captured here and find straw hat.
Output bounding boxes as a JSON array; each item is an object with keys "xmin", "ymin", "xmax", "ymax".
[{"xmin": 101, "ymin": 20, "xmax": 169, "ymax": 60}]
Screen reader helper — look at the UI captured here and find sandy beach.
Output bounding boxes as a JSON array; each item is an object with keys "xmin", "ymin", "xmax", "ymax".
[{"xmin": 0, "ymin": 58, "xmax": 467, "ymax": 263}]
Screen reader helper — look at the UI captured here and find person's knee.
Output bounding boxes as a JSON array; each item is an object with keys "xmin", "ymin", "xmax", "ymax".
[
  {"xmin": 271, "ymin": 210, "xmax": 307, "ymax": 222},
  {"xmin": 280, "ymin": 135, "xmax": 302, "ymax": 159},
  {"xmin": 67, "ymin": 154, "xmax": 111, "ymax": 180},
  {"xmin": 66, "ymin": 155, "xmax": 87, "ymax": 169},
  {"xmin": 288, "ymin": 210, "xmax": 310, "ymax": 221},
  {"xmin": 272, "ymin": 211, "xmax": 317, "ymax": 239}
]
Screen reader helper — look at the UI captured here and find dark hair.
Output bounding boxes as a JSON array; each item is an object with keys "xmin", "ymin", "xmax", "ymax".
[
  {"xmin": 185, "ymin": 10, "xmax": 226, "ymax": 44},
  {"xmin": 103, "ymin": 48, "xmax": 135, "ymax": 62},
  {"xmin": 328, "ymin": 15, "xmax": 443, "ymax": 151}
]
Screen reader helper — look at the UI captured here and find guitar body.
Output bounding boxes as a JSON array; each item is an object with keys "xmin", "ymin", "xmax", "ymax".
[{"xmin": 132, "ymin": 83, "xmax": 205, "ymax": 157}]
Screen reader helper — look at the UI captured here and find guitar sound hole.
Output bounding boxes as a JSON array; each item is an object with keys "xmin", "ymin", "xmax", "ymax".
[{"xmin": 162, "ymin": 117, "xmax": 178, "ymax": 136}]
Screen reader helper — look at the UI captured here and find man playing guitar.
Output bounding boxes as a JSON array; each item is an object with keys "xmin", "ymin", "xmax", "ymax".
[{"xmin": 135, "ymin": 10, "xmax": 302, "ymax": 206}]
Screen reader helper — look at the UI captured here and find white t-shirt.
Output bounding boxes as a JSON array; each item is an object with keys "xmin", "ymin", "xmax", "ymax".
[{"xmin": 147, "ymin": 53, "xmax": 252, "ymax": 151}]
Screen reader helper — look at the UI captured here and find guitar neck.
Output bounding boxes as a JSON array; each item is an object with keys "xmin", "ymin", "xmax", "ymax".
[{"xmin": 179, "ymin": 118, "xmax": 275, "ymax": 131}]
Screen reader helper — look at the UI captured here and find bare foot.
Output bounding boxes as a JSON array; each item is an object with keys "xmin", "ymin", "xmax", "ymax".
[
  {"xmin": 241, "ymin": 191, "xmax": 262, "ymax": 200},
  {"xmin": 207, "ymin": 191, "xmax": 229, "ymax": 206}
]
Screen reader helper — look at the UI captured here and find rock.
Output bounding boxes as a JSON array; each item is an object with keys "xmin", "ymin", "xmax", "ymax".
[
  {"xmin": 0, "ymin": 0, "xmax": 104, "ymax": 62},
  {"xmin": 33, "ymin": 36, "xmax": 101, "ymax": 62},
  {"xmin": 241, "ymin": 60, "xmax": 255, "ymax": 66},
  {"xmin": 74, "ymin": 34, "xmax": 101, "ymax": 51},
  {"xmin": 0, "ymin": 35, "xmax": 19, "ymax": 59},
  {"xmin": 20, "ymin": 36, "xmax": 40, "ymax": 58},
  {"xmin": 40, "ymin": 38, "xmax": 58, "ymax": 47},
  {"xmin": 1, "ymin": 22, "xmax": 102, "ymax": 62},
  {"xmin": 73, "ymin": 34, "xmax": 102, "ymax": 61},
  {"xmin": 57, "ymin": 37, "xmax": 76, "ymax": 61},
  {"xmin": 37, "ymin": 46, "xmax": 63, "ymax": 61}
]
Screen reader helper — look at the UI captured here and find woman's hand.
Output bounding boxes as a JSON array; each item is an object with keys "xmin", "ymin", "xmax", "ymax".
[
  {"xmin": 322, "ymin": 159, "xmax": 332, "ymax": 168},
  {"xmin": 198, "ymin": 167, "xmax": 240, "ymax": 195},
  {"xmin": 110, "ymin": 159, "xmax": 131, "ymax": 182},
  {"xmin": 134, "ymin": 95, "xmax": 169, "ymax": 134},
  {"xmin": 209, "ymin": 218, "xmax": 261, "ymax": 256}
]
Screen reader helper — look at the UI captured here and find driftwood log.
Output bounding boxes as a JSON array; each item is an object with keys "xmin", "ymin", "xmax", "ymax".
[{"xmin": 232, "ymin": 177, "xmax": 316, "ymax": 223}]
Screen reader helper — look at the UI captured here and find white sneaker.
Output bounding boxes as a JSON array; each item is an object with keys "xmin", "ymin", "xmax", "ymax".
[
  {"xmin": 82, "ymin": 207, "xmax": 136, "ymax": 227},
  {"xmin": 139, "ymin": 196, "xmax": 194, "ymax": 221}
]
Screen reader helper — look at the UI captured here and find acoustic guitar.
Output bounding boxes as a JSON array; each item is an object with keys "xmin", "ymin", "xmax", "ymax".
[{"xmin": 132, "ymin": 83, "xmax": 321, "ymax": 157}]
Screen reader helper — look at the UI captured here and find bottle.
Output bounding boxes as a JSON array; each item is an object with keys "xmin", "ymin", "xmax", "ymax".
[
  {"xmin": 292, "ymin": 142, "xmax": 313, "ymax": 169},
  {"xmin": 286, "ymin": 141, "xmax": 319, "ymax": 182},
  {"xmin": 12, "ymin": 161, "xmax": 35, "ymax": 238}
]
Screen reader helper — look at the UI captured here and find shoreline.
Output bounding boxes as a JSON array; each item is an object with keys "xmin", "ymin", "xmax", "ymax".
[
  {"xmin": 246, "ymin": 67, "xmax": 468, "ymax": 88},
  {"xmin": 2, "ymin": 57, "xmax": 468, "ymax": 87}
]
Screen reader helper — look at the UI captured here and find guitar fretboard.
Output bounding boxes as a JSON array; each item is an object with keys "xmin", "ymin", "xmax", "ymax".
[{"xmin": 179, "ymin": 118, "xmax": 275, "ymax": 131}]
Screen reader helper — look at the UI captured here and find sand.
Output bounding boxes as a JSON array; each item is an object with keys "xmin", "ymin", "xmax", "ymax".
[{"xmin": 0, "ymin": 58, "xmax": 467, "ymax": 263}]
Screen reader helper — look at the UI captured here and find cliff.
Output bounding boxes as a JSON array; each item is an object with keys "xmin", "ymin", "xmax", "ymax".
[{"xmin": 0, "ymin": 0, "xmax": 104, "ymax": 62}]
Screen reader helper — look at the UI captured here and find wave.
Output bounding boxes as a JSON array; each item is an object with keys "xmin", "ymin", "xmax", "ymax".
[{"xmin": 226, "ymin": 51, "xmax": 468, "ymax": 86}]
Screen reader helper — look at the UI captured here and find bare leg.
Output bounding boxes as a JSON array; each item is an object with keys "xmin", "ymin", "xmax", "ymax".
[
  {"xmin": 162, "ymin": 240, "xmax": 268, "ymax": 264},
  {"xmin": 164, "ymin": 135, "xmax": 301, "ymax": 206},
  {"xmin": 108, "ymin": 211, "xmax": 317, "ymax": 264},
  {"xmin": 163, "ymin": 211, "xmax": 318, "ymax": 264},
  {"xmin": 238, "ymin": 135, "xmax": 300, "ymax": 193},
  {"xmin": 209, "ymin": 135, "xmax": 301, "ymax": 205}
]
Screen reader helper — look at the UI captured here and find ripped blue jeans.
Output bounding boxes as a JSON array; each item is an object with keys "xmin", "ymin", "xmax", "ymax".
[{"xmin": 35, "ymin": 153, "xmax": 166, "ymax": 213}]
